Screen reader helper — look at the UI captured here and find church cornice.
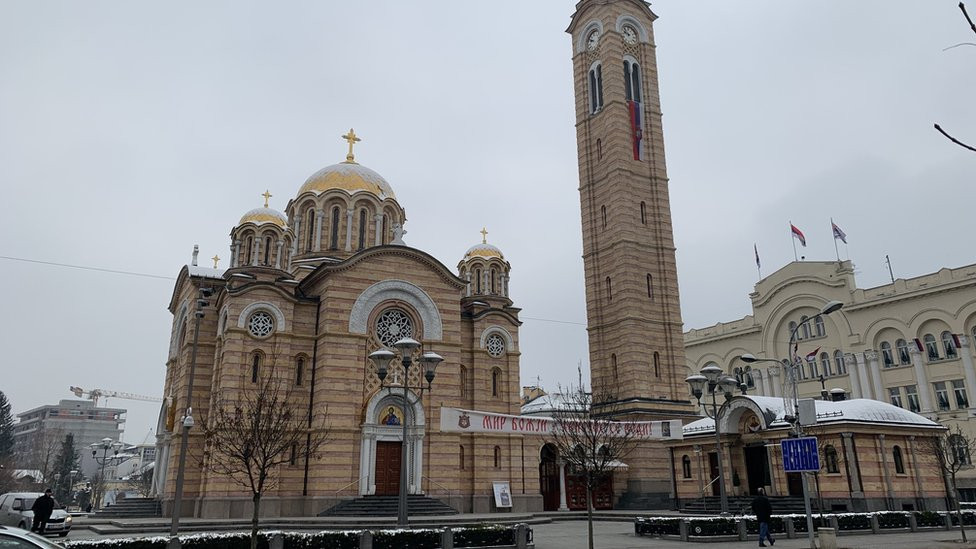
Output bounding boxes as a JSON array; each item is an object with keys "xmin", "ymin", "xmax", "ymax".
[
  {"xmin": 168, "ymin": 265, "xmax": 227, "ymax": 312},
  {"xmin": 464, "ymin": 307, "xmax": 523, "ymax": 327},
  {"xmin": 298, "ymin": 244, "xmax": 466, "ymax": 291}
]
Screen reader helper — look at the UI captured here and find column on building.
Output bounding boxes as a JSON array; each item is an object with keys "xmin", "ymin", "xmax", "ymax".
[
  {"xmin": 845, "ymin": 353, "xmax": 863, "ymax": 399},
  {"xmin": 251, "ymin": 238, "xmax": 260, "ymax": 266},
  {"xmin": 314, "ymin": 209, "xmax": 324, "ymax": 251},
  {"xmin": 908, "ymin": 436, "xmax": 927, "ymax": 505},
  {"xmin": 765, "ymin": 443, "xmax": 778, "ymax": 496},
  {"xmin": 865, "ymin": 351, "xmax": 884, "ymax": 402},
  {"xmin": 231, "ymin": 240, "xmax": 240, "ymax": 268},
  {"xmin": 878, "ymin": 434, "xmax": 895, "ymax": 510},
  {"xmin": 841, "ymin": 433, "xmax": 864, "ymax": 501},
  {"xmin": 908, "ymin": 346, "xmax": 934, "ymax": 412},
  {"xmin": 958, "ymin": 335, "xmax": 976, "ymax": 408},
  {"xmin": 374, "ymin": 213, "xmax": 384, "ymax": 245},
  {"xmin": 274, "ymin": 240, "xmax": 284, "ymax": 269},
  {"xmin": 853, "ymin": 352, "xmax": 873, "ymax": 399},
  {"xmin": 753, "ymin": 370, "xmax": 765, "ymax": 396},
  {"xmin": 767, "ymin": 368, "xmax": 778, "ymax": 398},
  {"xmin": 558, "ymin": 460, "xmax": 569, "ymax": 511}
]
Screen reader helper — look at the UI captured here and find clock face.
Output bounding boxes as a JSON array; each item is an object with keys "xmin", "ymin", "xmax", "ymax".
[
  {"xmin": 622, "ymin": 25, "xmax": 638, "ymax": 45},
  {"xmin": 586, "ymin": 30, "xmax": 600, "ymax": 51}
]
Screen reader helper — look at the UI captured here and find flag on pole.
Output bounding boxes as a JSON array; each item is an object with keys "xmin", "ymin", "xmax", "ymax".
[
  {"xmin": 831, "ymin": 221, "xmax": 847, "ymax": 244},
  {"xmin": 791, "ymin": 224, "xmax": 807, "ymax": 247},
  {"xmin": 805, "ymin": 347, "xmax": 822, "ymax": 361},
  {"xmin": 754, "ymin": 243, "xmax": 761, "ymax": 269}
]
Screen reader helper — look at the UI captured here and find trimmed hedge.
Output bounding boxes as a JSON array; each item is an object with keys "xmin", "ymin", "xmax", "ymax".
[
  {"xmin": 282, "ymin": 532, "xmax": 359, "ymax": 549},
  {"xmin": 452, "ymin": 524, "xmax": 516, "ymax": 547},
  {"xmin": 634, "ymin": 517, "xmax": 681, "ymax": 536},
  {"xmin": 688, "ymin": 517, "xmax": 736, "ymax": 536}
]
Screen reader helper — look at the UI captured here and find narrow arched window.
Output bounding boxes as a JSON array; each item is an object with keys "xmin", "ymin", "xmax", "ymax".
[
  {"xmin": 924, "ymin": 334, "xmax": 939, "ymax": 361},
  {"xmin": 611, "ymin": 353, "xmax": 618, "ymax": 382},
  {"xmin": 305, "ymin": 208, "xmax": 315, "ymax": 251},
  {"xmin": 251, "ymin": 352, "xmax": 261, "ymax": 383},
  {"xmin": 596, "ymin": 138, "xmax": 602, "ymax": 160},
  {"xmin": 459, "ymin": 445, "xmax": 466, "ymax": 470},
  {"xmin": 624, "ymin": 60, "xmax": 642, "ymax": 103},
  {"xmin": 647, "ymin": 274, "xmax": 653, "ymax": 299},
  {"xmin": 263, "ymin": 236, "xmax": 272, "ymax": 265},
  {"xmin": 682, "ymin": 455, "xmax": 692, "ymax": 479},
  {"xmin": 243, "ymin": 235, "xmax": 253, "ymax": 265},
  {"xmin": 952, "ymin": 434, "xmax": 972, "ymax": 465},
  {"xmin": 493, "ymin": 446, "xmax": 501, "ymax": 468},
  {"xmin": 825, "ymin": 445, "xmax": 839, "ymax": 473},
  {"xmin": 788, "ymin": 321, "xmax": 798, "ymax": 340},
  {"xmin": 896, "ymin": 339, "xmax": 911, "ymax": 365},
  {"xmin": 821, "ymin": 352, "xmax": 831, "ymax": 376},
  {"xmin": 459, "ymin": 366, "xmax": 467, "ymax": 398},
  {"xmin": 800, "ymin": 316, "xmax": 811, "ymax": 340},
  {"xmin": 640, "ymin": 201, "xmax": 646, "ymax": 225},
  {"xmin": 289, "ymin": 442, "xmax": 297, "ymax": 466},
  {"xmin": 653, "ymin": 352, "xmax": 660, "ymax": 378},
  {"xmin": 814, "ymin": 316, "xmax": 825, "ymax": 337},
  {"xmin": 381, "ymin": 215, "xmax": 388, "ymax": 245},
  {"xmin": 602, "ymin": 205, "xmax": 607, "ymax": 228},
  {"xmin": 358, "ymin": 209, "xmax": 367, "ymax": 250},
  {"xmin": 588, "ymin": 63, "xmax": 604, "ymax": 113},
  {"xmin": 475, "ymin": 268, "xmax": 482, "ymax": 294},
  {"xmin": 893, "ymin": 445, "xmax": 905, "ymax": 474},
  {"xmin": 295, "ymin": 357, "xmax": 305, "ymax": 386},
  {"xmin": 490, "ymin": 268, "xmax": 497, "ymax": 294},
  {"xmin": 881, "ymin": 341, "xmax": 894, "ymax": 368},
  {"xmin": 330, "ymin": 207, "xmax": 340, "ymax": 250},
  {"xmin": 943, "ymin": 331, "xmax": 958, "ymax": 358},
  {"xmin": 606, "ymin": 277, "xmax": 612, "ymax": 301},
  {"xmin": 834, "ymin": 350, "xmax": 847, "ymax": 374},
  {"xmin": 491, "ymin": 368, "xmax": 500, "ymax": 397}
]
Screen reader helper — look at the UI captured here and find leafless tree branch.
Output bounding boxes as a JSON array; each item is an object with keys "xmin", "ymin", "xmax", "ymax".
[
  {"xmin": 920, "ymin": 425, "xmax": 976, "ymax": 542},
  {"xmin": 934, "ymin": 124, "xmax": 976, "ymax": 152},
  {"xmin": 961, "ymin": 2, "xmax": 976, "ymax": 36}
]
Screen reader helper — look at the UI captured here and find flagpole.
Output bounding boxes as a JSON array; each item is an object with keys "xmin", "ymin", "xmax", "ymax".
[
  {"xmin": 790, "ymin": 221, "xmax": 798, "ymax": 262},
  {"xmin": 831, "ymin": 218, "xmax": 840, "ymax": 262}
]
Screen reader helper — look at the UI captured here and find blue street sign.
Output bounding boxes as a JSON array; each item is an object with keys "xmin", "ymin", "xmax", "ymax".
[{"xmin": 781, "ymin": 436, "xmax": 820, "ymax": 472}]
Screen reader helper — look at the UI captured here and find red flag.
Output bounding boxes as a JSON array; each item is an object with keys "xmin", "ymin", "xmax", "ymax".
[
  {"xmin": 805, "ymin": 347, "xmax": 821, "ymax": 360},
  {"xmin": 791, "ymin": 224, "xmax": 807, "ymax": 247}
]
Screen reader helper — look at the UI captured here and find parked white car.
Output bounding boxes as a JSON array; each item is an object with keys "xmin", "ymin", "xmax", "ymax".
[
  {"xmin": 0, "ymin": 525, "xmax": 67, "ymax": 549},
  {"xmin": 0, "ymin": 493, "xmax": 72, "ymax": 537}
]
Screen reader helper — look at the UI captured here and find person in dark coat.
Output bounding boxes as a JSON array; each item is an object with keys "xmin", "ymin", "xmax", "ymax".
[
  {"xmin": 30, "ymin": 489, "xmax": 56, "ymax": 534},
  {"xmin": 751, "ymin": 487, "xmax": 775, "ymax": 547}
]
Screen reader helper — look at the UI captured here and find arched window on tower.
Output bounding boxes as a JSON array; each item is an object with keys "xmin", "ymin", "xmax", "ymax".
[
  {"xmin": 459, "ymin": 445, "xmax": 465, "ymax": 470},
  {"xmin": 606, "ymin": 277, "xmax": 612, "ymax": 301},
  {"xmin": 243, "ymin": 235, "xmax": 253, "ymax": 265},
  {"xmin": 624, "ymin": 59, "xmax": 642, "ymax": 104},
  {"xmin": 251, "ymin": 352, "xmax": 262, "ymax": 383},
  {"xmin": 646, "ymin": 274, "xmax": 653, "ymax": 300},
  {"xmin": 358, "ymin": 209, "xmax": 367, "ymax": 250},
  {"xmin": 263, "ymin": 236, "xmax": 272, "ymax": 266},
  {"xmin": 491, "ymin": 368, "xmax": 501, "ymax": 397},
  {"xmin": 459, "ymin": 365, "xmax": 467, "ymax": 398},
  {"xmin": 493, "ymin": 446, "xmax": 501, "ymax": 468},
  {"xmin": 330, "ymin": 207, "xmax": 340, "ymax": 250},
  {"xmin": 305, "ymin": 208, "xmax": 315, "ymax": 251},
  {"xmin": 596, "ymin": 138, "xmax": 602, "ymax": 160},
  {"xmin": 602, "ymin": 205, "xmax": 607, "ymax": 228},
  {"xmin": 588, "ymin": 63, "xmax": 604, "ymax": 113},
  {"xmin": 640, "ymin": 202, "xmax": 646, "ymax": 225},
  {"xmin": 653, "ymin": 352, "xmax": 660, "ymax": 378},
  {"xmin": 475, "ymin": 268, "xmax": 482, "ymax": 294},
  {"xmin": 490, "ymin": 268, "xmax": 497, "ymax": 294},
  {"xmin": 611, "ymin": 353, "xmax": 618, "ymax": 383},
  {"xmin": 295, "ymin": 356, "xmax": 305, "ymax": 387}
]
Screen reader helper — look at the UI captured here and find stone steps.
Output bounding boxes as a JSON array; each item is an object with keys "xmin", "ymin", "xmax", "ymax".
[
  {"xmin": 319, "ymin": 495, "xmax": 459, "ymax": 517},
  {"xmin": 94, "ymin": 497, "xmax": 162, "ymax": 518}
]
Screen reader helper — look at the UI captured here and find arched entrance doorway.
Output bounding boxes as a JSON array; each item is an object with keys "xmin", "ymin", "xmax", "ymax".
[
  {"xmin": 359, "ymin": 387, "xmax": 426, "ymax": 496},
  {"xmin": 540, "ymin": 444, "xmax": 560, "ymax": 511}
]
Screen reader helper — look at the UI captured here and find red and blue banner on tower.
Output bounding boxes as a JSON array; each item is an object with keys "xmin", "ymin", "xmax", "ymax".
[{"xmin": 628, "ymin": 100, "xmax": 643, "ymax": 160}]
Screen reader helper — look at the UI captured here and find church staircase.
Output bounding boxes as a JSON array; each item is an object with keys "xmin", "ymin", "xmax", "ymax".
[
  {"xmin": 319, "ymin": 495, "xmax": 458, "ymax": 517},
  {"xmin": 93, "ymin": 497, "xmax": 162, "ymax": 518},
  {"xmin": 680, "ymin": 495, "xmax": 815, "ymax": 515}
]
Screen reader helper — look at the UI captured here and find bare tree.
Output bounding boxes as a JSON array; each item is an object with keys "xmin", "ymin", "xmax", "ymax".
[
  {"xmin": 545, "ymin": 383, "xmax": 641, "ymax": 549},
  {"xmin": 935, "ymin": 2, "xmax": 976, "ymax": 152},
  {"xmin": 127, "ymin": 469, "xmax": 154, "ymax": 498},
  {"xmin": 17, "ymin": 427, "xmax": 65, "ymax": 488},
  {"xmin": 921, "ymin": 424, "xmax": 976, "ymax": 542},
  {"xmin": 203, "ymin": 349, "xmax": 331, "ymax": 549}
]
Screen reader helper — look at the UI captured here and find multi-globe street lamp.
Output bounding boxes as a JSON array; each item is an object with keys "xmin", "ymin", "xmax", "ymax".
[
  {"xmin": 368, "ymin": 337, "xmax": 442, "ymax": 527},
  {"xmin": 685, "ymin": 365, "xmax": 740, "ymax": 515},
  {"xmin": 89, "ymin": 437, "xmax": 123, "ymax": 511},
  {"xmin": 740, "ymin": 299, "xmax": 843, "ymax": 549}
]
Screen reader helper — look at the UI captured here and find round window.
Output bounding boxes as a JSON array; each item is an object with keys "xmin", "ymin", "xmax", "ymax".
[
  {"xmin": 486, "ymin": 334, "xmax": 506, "ymax": 357},
  {"xmin": 247, "ymin": 311, "xmax": 275, "ymax": 338},
  {"xmin": 376, "ymin": 308, "xmax": 414, "ymax": 347}
]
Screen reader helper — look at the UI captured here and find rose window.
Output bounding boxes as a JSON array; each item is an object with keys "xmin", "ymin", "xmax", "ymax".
[
  {"xmin": 376, "ymin": 308, "xmax": 414, "ymax": 347},
  {"xmin": 247, "ymin": 311, "xmax": 275, "ymax": 338},
  {"xmin": 486, "ymin": 334, "xmax": 506, "ymax": 357}
]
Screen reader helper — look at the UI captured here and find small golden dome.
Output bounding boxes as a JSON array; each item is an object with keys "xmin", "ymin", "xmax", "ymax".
[
  {"xmin": 464, "ymin": 243, "xmax": 504, "ymax": 260},
  {"xmin": 239, "ymin": 207, "xmax": 288, "ymax": 228},
  {"xmin": 298, "ymin": 162, "xmax": 396, "ymax": 200}
]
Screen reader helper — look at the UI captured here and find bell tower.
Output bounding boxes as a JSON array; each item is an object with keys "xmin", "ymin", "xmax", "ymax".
[{"xmin": 567, "ymin": 1, "xmax": 694, "ymax": 417}]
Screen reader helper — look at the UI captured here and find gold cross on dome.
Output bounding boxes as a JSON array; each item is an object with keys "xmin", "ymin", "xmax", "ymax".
[
  {"xmin": 480, "ymin": 227, "xmax": 488, "ymax": 244},
  {"xmin": 342, "ymin": 128, "xmax": 361, "ymax": 163},
  {"xmin": 262, "ymin": 190, "xmax": 272, "ymax": 208},
  {"xmin": 212, "ymin": 255, "xmax": 220, "ymax": 268}
]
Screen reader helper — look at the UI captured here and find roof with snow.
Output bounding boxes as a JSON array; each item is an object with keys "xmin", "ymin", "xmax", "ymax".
[
  {"xmin": 682, "ymin": 395, "xmax": 942, "ymax": 436},
  {"xmin": 521, "ymin": 391, "xmax": 588, "ymax": 416}
]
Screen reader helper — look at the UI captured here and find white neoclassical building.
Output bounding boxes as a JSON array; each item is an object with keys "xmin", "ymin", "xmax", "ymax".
[{"xmin": 684, "ymin": 260, "xmax": 976, "ymax": 497}]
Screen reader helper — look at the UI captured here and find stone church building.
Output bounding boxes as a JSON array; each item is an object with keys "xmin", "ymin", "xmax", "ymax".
[{"xmin": 155, "ymin": 0, "xmax": 699, "ymax": 517}]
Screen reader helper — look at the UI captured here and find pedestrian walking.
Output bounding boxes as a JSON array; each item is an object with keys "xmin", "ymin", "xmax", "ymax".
[
  {"xmin": 751, "ymin": 487, "xmax": 775, "ymax": 547},
  {"xmin": 30, "ymin": 489, "xmax": 56, "ymax": 535}
]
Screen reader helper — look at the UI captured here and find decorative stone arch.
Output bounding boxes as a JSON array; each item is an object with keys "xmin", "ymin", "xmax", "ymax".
[
  {"xmin": 910, "ymin": 310, "xmax": 957, "ymax": 338},
  {"xmin": 761, "ymin": 295, "xmax": 852, "ymax": 356},
  {"xmin": 237, "ymin": 301, "xmax": 287, "ymax": 332},
  {"xmin": 863, "ymin": 318, "xmax": 909, "ymax": 350},
  {"xmin": 479, "ymin": 325, "xmax": 516, "ymax": 352},
  {"xmin": 359, "ymin": 387, "xmax": 426, "ymax": 496},
  {"xmin": 615, "ymin": 14, "xmax": 649, "ymax": 42},
  {"xmin": 576, "ymin": 19, "xmax": 604, "ymax": 53},
  {"xmin": 217, "ymin": 306, "xmax": 229, "ymax": 336},
  {"xmin": 349, "ymin": 280, "xmax": 443, "ymax": 341},
  {"xmin": 717, "ymin": 398, "xmax": 769, "ymax": 435}
]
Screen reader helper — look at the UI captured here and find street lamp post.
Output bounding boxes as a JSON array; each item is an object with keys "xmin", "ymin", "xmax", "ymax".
[
  {"xmin": 368, "ymin": 338, "xmax": 442, "ymax": 527},
  {"xmin": 89, "ymin": 437, "xmax": 122, "ymax": 511},
  {"xmin": 67, "ymin": 470, "xmax": 78, "ymax": 507},
  {"xmin": 741, "ymin": 299, "xmax": 843, "ymax": 549},
  {"xmin": 686, "ymin": 365, "xmax": 739, "ymax": 515},
  {"xmin": 169, "ymin": 287, "xmax": 212, "ymax": 537}
]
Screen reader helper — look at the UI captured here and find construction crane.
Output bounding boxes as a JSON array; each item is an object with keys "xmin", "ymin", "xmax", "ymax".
[{"xmin": 69, "ymin": 386, "xmax": 163, "ymax": 407}]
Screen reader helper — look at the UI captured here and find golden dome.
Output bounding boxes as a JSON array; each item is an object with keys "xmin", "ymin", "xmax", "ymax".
[
  {"xmin": 464, "ymin": 243, "xmax": 504, "ymax": 260},
  {"xmin": 297, "ymin": 162, "xmax": 396, "ymax": 200},
  {"xmin": 238, "ymin": 207, "xmax": 288, "ymax": 228}
]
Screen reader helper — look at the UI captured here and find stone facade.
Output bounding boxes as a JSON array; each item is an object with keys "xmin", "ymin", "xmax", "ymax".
[
  {"xmin": 567, "ymin": 0, "xmax": 697, "ymax": 504},
  {"xmin": 684, "ymin": 259, "xmax": 976, "ymax": 499}
]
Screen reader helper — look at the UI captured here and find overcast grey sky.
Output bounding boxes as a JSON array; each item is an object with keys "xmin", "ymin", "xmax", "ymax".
[{"xmin": 1, "ymin": 1, "xmax": 973, "ymax": 440}]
